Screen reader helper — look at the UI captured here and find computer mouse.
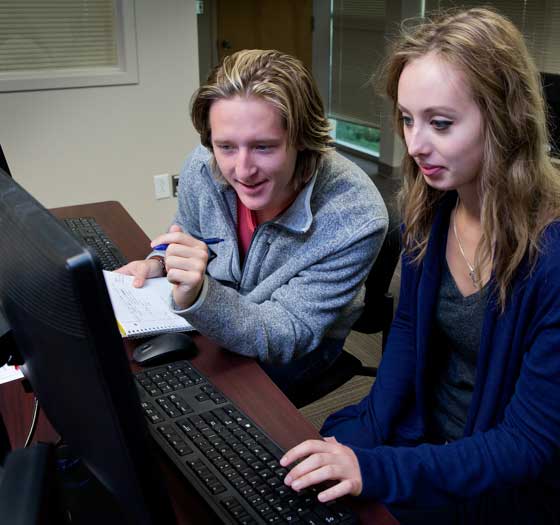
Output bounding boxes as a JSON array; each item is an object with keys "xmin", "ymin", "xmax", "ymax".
[{"xmin": 132, "ymin": 332, "xmax": 197, "ymax": 366}]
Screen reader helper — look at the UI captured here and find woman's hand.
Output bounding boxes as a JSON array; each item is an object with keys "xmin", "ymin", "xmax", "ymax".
[
  {"xmin": 280, "ymin": 436, "xmax": 363, "ymax": 503},
  {"xmin": 150, "ymin": 224, "xmax": 209, "ymax": 309}
]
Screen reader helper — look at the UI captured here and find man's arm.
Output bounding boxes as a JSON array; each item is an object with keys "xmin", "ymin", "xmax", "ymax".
[{"xmin": 176, "ymin": 217, "xmax": 387, "ymax": 364}]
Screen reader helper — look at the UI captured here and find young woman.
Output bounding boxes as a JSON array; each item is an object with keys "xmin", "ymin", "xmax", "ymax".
[{"xmin": 281, "ymin": 8, "xmax": 560, "ymax": 523}]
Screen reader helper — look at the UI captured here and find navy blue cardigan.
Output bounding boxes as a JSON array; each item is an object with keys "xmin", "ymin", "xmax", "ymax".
[{"xmin": 322, "ymin": 194, "xmax": 560, "ymax": 507}]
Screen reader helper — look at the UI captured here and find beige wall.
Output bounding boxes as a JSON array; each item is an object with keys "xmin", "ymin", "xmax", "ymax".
[{"xmin": 0, "ymin": 0, "xmax": 200, "ymax": 239}]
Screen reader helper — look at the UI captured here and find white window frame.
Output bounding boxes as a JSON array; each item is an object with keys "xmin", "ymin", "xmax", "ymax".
[{"xmin": 0, "ymin": 0, "xmax": 138, "ymax": 93}]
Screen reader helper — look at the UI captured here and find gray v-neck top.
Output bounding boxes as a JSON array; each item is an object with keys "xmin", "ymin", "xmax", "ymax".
[{"xmin": 429, "ymin": 260, "xmax": 490, "ymax": 442}]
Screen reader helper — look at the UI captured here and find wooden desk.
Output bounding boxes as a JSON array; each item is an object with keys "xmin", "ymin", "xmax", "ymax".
[{"xmin": 0, "ymin": 201, "xmax": 396, "ymax": 525}]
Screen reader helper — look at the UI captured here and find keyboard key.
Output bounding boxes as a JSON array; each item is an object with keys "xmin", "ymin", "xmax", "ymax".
[
  {"xmin": 221, "ymin": 496, "xmax": 241, "ymax": 511},
  {"xmin": 209, "ymin": 481, "xmax": 226, "ymax": 495}
]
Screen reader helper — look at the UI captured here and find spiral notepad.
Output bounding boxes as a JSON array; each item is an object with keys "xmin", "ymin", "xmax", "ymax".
[{"xmin": 103, "ymin": 270, "xmax": 193, "ymax": 339}]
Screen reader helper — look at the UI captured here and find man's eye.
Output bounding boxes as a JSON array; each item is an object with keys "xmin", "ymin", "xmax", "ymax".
[
  {"xmin": 431, "ymin": 119, "xmax": 453, "ymax": 130},
  {"xmin": 255, "ymin": 145, "xmax": 272, "ymax": 151},
  {"xmin": 217, "ymin": 144, "xmax": 233, "ymax": 151}
]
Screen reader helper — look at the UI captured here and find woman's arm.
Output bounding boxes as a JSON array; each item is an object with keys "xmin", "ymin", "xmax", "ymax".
[{"xmin": 283, "ymin": 246, "xmax": 560, "ymax": 507}]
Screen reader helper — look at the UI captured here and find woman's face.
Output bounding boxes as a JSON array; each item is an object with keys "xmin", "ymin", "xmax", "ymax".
[{"xmin": 397, "ymin": 53, "xmax": 484, "ymax": 197}]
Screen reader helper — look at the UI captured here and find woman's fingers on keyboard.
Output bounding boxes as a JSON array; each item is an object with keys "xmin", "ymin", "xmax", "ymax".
[
  {"xmin": 281, "ymin": 438, "xmax": 363, "ymax": 498},
  {"xmin": 280, "ymin": 439, "xmax": 326, "ymax": 467},
  {"xmin": 317, "ymin": 479, "xmax": 355, "ymax": 502}
]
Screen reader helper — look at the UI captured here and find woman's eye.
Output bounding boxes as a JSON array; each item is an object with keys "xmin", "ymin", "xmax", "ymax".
[
  {"xmin": 255, "ymin": 145, "xmax": 272, "ymax": 152},
  {"xmin": 400, "ymin": 115, "xmax": 413, "ymax": 127},
  {"xmin": 431, "ymin": 119, "xmax": 453, "ymax": 130},
  {"xmin": 217, "ymin": 144, "xmax": 233, "ymax": 151}
]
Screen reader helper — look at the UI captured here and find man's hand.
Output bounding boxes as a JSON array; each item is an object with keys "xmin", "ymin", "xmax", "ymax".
[
  {"xmin": 115, "ymin": 258, "xmax": 165, "ymax": 287},
  {"xmin": 150, "ymin": 224, "xmax": 209, "ymax": 309},
  {"xmin": 280, "ymin": 436, "xmax": 363, "ymax": 502}
]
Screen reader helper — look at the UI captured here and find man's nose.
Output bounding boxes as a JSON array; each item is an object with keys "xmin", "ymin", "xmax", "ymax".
[{"xmin": 235, "ymin": 149, "xmax": 257, "ymax": 178}]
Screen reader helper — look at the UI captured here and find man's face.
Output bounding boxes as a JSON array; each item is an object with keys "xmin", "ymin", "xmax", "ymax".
[{"xmin": 209, "ymin": 95, "xmax": 299, "ymax": 224}]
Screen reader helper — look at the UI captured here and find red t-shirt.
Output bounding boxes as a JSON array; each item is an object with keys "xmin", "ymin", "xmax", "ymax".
[{"xmin": 237, "ymin": 195, "xmax": 258, "ymax": 264}]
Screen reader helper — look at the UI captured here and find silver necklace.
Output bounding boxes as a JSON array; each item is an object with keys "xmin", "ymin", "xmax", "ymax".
[{"xmin": 452, "ymin": 198, "xmax": 477, "ymax": 286}]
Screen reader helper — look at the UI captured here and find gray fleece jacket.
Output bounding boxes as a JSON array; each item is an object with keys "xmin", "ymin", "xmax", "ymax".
[{"xmin": 168, "ymin": 145, "xmax": 387, "ymax": 365}]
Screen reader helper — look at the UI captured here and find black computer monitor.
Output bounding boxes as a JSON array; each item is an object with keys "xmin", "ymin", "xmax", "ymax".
[
  {"xmin": 542, "ymin": 72, "xmax": 560, "ymax": 158},
  {"xmin": 0, "ymin": 147, "xmax": 13, "ymax": 367},
  {"xmin": 0, "ymin": 169, "xmax": 176, "ymax": 524},
  {"xmin": 0, "ymin": 145, "xmax": 11, "ymax": 177}
]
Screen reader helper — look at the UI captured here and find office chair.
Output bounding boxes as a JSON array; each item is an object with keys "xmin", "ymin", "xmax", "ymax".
[
  {"xmin": 288, "ymin": 221, "xmax": 402, "ymax": 409},
  {"xmin": 0, "ymin": 444, "xmax": 54, "ymax": 524}
]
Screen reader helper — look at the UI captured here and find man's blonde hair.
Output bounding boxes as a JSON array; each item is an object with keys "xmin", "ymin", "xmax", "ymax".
[
  {"xmin": 191, "ymin": 49, "xmax": 332, "ymax": 189},
  {"xmin": 383, "ymin": 7, "xmax": 560, "ymax": 310}
]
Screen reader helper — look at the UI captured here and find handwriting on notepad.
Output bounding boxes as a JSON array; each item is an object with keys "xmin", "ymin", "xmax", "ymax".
[{"xmin": 103, "ymin": 271, "xmax": 193, "ymax": 338}]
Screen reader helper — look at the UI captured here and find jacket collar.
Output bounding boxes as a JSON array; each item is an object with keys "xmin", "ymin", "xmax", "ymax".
[
  {"xmin": 415, "ymin": 192, "xmax": 456, "ymax": 420},
  {"xmin": 271, "ymin": 173, "xmax": 317, "ymax": 233},
  {"xmin": 417, "ymin": 192, "xmax": 456, "ymax": 340},
  {"xmin": 215, "ymin": 170, "xmax": 318, "ymax": 234}
]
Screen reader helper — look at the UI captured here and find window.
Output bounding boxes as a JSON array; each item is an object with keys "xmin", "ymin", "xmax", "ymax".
[
  {"xmin": 329, "ymin": 0, "xmax": 386, "ymax": 157},
  {"xmin": 425, "ymin": 1, "xmax": 560, "ymax": 156},
  {"xmin": 329, "ymin": 117, "xmax": 381, "ymax": 156},
  {"xmin": 0, "ymin": 0, "xmax": 138, "ymax": 92},
  {"xmin": 425, "ymin": 1, "xmax": 560, "ymax": 75}
]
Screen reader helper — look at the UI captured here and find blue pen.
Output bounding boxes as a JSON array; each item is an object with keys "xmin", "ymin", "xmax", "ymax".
[
  {"xmin": 152, "ymin": 237, "xmax": 224, "ymax": 251},
  {"xmin": 197, "ymin": 237, "xmax": 225, "ymax": 245}
]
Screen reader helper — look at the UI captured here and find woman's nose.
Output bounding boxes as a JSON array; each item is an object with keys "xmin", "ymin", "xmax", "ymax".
[{"xmin": 406, "ymin": 127, "xmax": 431, "ymax": 158}]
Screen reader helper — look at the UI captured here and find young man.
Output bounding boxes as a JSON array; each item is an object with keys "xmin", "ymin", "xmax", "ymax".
[{"xmin": 119, "ymin": 50, "xmax": 388, "ymax": 396}]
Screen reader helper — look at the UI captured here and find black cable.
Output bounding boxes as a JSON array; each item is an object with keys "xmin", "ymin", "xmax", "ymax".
[{"xmin": 23, "ymin": 396, "xmax": 40, "ymax": 448}]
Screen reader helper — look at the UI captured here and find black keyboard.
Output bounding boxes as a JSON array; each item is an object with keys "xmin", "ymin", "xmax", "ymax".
[
  {"xmin": 135, "ymin": 360, "xmax": 357, "ymax": 525},
  {"xmin": 63, "ymin": 216, "xmax": 127, "ymax": 271}
]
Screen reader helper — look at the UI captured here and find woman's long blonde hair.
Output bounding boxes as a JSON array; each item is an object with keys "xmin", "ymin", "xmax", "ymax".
[{"xmin": 384, "ymin": 7, "xmax": 560, "ymax": 309}]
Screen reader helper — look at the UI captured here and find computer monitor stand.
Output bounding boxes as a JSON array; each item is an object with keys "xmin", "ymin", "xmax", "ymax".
[{"xmin": 53, "ymin": 442, "xmax": 133, "ymax": 524}]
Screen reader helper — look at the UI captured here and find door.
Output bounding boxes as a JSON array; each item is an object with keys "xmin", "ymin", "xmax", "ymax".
[{"xmin": 216, "ymin": 0, "xmax": 312, "ymax": 70}]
